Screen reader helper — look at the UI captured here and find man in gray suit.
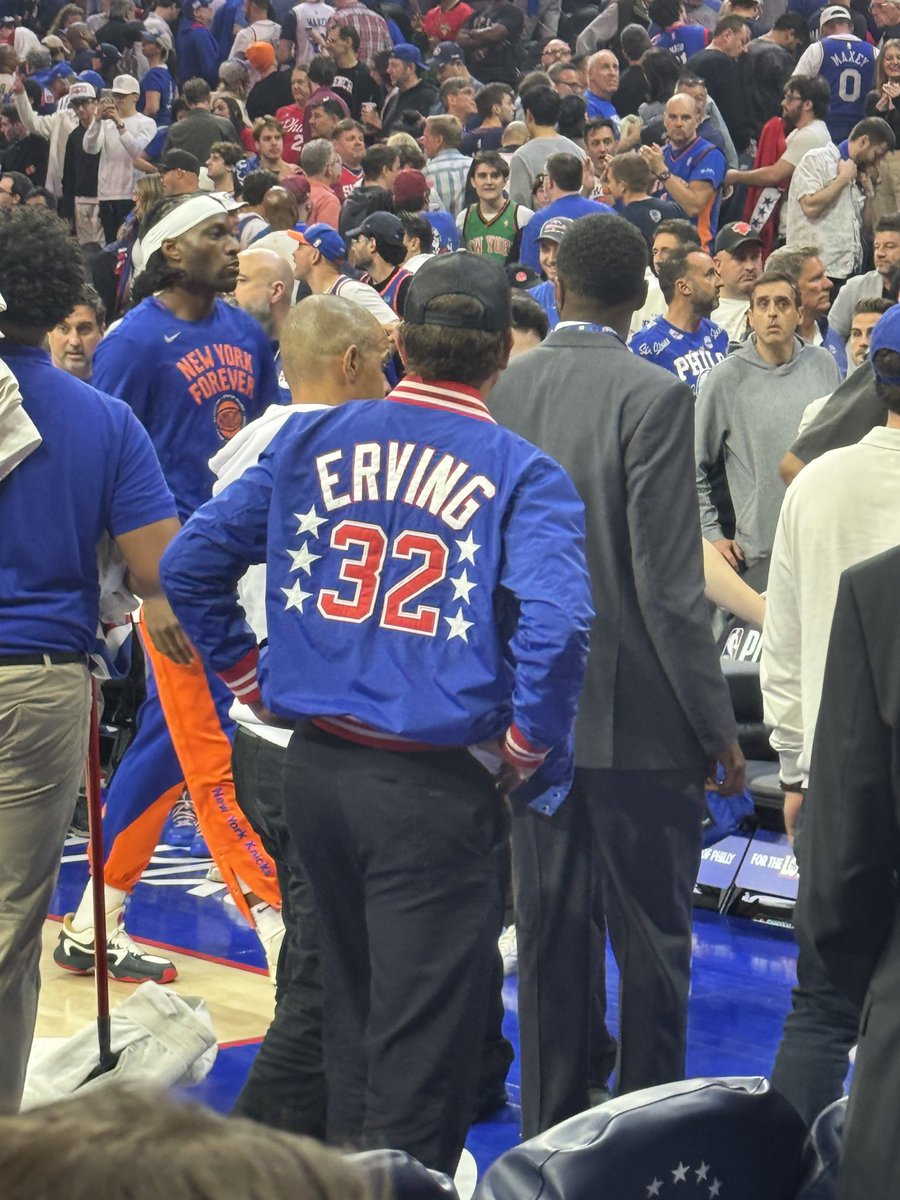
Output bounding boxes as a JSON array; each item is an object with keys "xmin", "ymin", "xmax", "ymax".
[{"xmin": 489, "ymin": 213, "xmax": 744, "ymax": 1137}]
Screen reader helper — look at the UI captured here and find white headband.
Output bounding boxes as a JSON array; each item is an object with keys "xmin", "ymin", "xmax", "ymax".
[{"xmin": 137, "ymin": 194, "xmax": 229, "ymax": 274}]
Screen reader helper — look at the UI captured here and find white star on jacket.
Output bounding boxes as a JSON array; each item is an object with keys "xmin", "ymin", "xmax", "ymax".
[
  {"xmin": 455, "ymin": 531, "xmax": 480, "ymax": 564},
  {"xmin": 445, "ymin": 609, "xmax": 474, "ymax": 642},
  {"xmin": 282, "ymin": 580, "xmax": 312, "ymax": 612},
  {"xmin": 646, "ymin": 1180, "xmax": 662, "ymax": 1198},
  {"xmin": 449, "ymin": 568, "xmax": 477, "ymax": 603},
  {"xmin": 672, "ymin": 1162, "xmax": 689, "ymax": 1183},
  {"xmin": 286, "ymin": 541, "xmax": 320, "ymax": 574},
  {"xmin": 294, "ymin": 505, "xmax": 328, "ymax": 537}
]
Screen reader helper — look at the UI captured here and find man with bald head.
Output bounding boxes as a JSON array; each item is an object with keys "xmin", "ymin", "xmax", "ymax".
[
  {"xmin": 208, "ymin": 294, "xmax": 388, "ymax": 1135},
  {"xmin": 584, "ymin": 50, "xmax": 621, "ymax": 128},
  {"xmin": 247, "ymin": 186, "xmax": 302, "ymax": 263},
  {"xmin": 640, "ymin": 91, "xmax": 727, "ymax": 251},
  {"xmin": 233, "ymin": 247, "xmax": 296, "ymax": 398}
]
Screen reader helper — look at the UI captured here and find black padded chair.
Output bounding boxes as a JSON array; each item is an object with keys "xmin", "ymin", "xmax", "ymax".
[
  {"xmin": 347, "ymin": 1148, "xmax": 459, "ymax": 1200},
  {"xmin": 475, "ymin": 1077, "xmax": 817, "ymax": 1200},
  {"xmin": 795, "ymin": 1097, "xmax": 847, "ymax": 1200}
]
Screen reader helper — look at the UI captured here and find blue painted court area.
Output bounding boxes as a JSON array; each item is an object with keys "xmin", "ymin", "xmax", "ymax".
[{"xmin": 50, "ymin": 840, "xmax": 799, "ymax": 1174}]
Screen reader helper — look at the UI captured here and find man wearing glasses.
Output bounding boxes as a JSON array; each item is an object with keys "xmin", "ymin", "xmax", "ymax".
[{"xmin": 0, "ymin": 173, "xmax": 32, "ymax": 206}]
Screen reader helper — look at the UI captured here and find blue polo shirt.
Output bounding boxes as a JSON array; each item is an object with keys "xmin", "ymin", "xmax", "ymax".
[{"xmin": 0, "ymin": 344, "xmax": 176, "ymax": 655}]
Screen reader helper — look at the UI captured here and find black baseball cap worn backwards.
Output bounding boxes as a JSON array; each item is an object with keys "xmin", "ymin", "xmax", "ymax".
[{"xmin": 404, "ymin": 251, "xmax": 512, "ymax": 332}]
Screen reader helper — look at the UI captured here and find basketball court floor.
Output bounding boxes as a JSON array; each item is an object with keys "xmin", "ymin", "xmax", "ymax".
[{"xmin": 38, "ymin": 833, "xmax": 801, "ymax": 1180}]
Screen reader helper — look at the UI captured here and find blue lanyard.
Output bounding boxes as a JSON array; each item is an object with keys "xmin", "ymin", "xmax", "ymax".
[{"xmin": 558, "ymin": 322, "xmax": 626, "ymax": 346}]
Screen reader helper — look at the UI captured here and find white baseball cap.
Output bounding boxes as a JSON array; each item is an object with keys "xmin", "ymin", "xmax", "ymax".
[
  {"xmin": 819, "ymin": 5, "xmax": 852, "ymax": 27},
  {"xmin": 68, "ymin": 81, "xmax": 96, "ymax": 100},
  {"xmin": 110, "ymin": 73, "xmax": 140, "ymax": 94}
]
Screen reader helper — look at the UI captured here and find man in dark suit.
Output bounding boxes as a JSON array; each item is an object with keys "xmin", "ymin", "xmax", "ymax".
[
  {"xmin": 795, "ymin": 543, "xmax": 900, "ymax": 1199},
  {"xmin": 489, "ymin": 212, "xmax": 744, "ymax": 1138}
]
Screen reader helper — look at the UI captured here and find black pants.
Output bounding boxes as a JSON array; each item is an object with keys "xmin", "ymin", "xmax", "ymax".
[
  {"xmin": 230, "ymin": 727, "xmax": 327, "ymax": 1137},
  {"xmin": 282, "ymin": 722, "xmax": 507, "ymax": 1175},
  {"xmin": 99, "ymin": 198, "xmax": 132, "ymax": 245},
  {"xmin": 513, "ymin": 766, "xmax": 705, "ymax": 1138},
  {"xmin": 770, "ymin": 817, "xmax": 861, "ymax": 1126}
]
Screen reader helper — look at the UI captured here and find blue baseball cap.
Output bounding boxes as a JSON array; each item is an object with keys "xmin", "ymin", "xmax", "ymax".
[
  {"xmin": 49, "ymin": 62, "xmax": 76, "ymax": 81},
  {"xmin": 389, "ymin": 42, "xmax": 424, "ymax": 68},
  {"xmin": 288, "ymin": 222, "xmax": 346, "ymax": 263},
  {"xmin": 430, "ymin": 41, "xmax": 464, "ymax": 67},
  {"xmin": 867, "ymin": 302, "xmax": 900, "ymax": 382},
  {"xmin": 78, "ymin": 70, "xmax": 105, "ymax": 88}
]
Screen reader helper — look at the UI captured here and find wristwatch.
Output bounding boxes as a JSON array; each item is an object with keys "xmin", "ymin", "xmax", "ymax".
[{"xmin": 658, "ymin": 169, "xmax": 671, "ymax": 182}]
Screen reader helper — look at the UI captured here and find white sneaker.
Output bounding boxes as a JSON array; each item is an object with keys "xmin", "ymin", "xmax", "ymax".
[
  {"xmin": 498, "ymin": 925, "xmax": 518, "ymax": 976},
  {"xmin": 251, "ymin": 900, "xmax": 285, "ymax": 984}
]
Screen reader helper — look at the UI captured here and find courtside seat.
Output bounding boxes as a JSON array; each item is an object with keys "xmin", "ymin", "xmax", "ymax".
[
  {"xmin": 475, "ymin": 1077, "xmax": 816, "ymax": 1200},
  {"xmin": 795, "ymin": 1098, "xmax": 847, "ymax": 1200},
  {"xmin": 348, "ymin": 1148, "xmax": 458, "ymax": 1200}
]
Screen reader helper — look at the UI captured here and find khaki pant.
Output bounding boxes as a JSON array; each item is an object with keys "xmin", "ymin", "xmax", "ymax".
[
  {"xmin": 0, "ymin": 660, "xmax": 91, "ymax": 1113},
  {"xmin": 873, "ymin": 150, "xmax": 900, "ymax": 223},
  {"xmin": 74, "ymin": 199, "xmax": 104, "ymax": 248}
]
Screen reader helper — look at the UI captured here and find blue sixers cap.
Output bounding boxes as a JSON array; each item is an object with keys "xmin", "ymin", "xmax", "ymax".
[{"xmin": 287, "ymin": 222, "xmax": 345, "ymax": 263}]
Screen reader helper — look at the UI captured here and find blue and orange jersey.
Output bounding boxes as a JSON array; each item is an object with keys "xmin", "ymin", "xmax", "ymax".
[
  {"xmin": 660, "ymin": 136, "xmax": 726, "ymax": 253},
  {"xmin": 92, "ymin": 297, "xmax": 282, "ymax": 519}
]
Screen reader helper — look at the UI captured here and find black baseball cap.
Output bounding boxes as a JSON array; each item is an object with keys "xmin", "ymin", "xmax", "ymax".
[
  {"xmin": 506, "ymin": 261, "xmax": 540, "ymax": 289},
  {"xmin": 404, "ymin": 252, "xmax": 511, "ymax": 332},
  {"xmin": 159, "ymin": 149, "xmax": 201, "ymax": 174},
  {"xmin": 714, "ymin": 221, "xmax": 763, "ymax": 256},
  {"xmin": 346, "ymin": 211, "xmax": 405, "ymax": 251}
]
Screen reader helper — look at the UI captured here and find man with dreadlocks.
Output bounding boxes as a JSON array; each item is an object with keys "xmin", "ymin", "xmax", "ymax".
[{"xmin": 53, "ymin": 193, "xmax": 285, "ymax": 985}]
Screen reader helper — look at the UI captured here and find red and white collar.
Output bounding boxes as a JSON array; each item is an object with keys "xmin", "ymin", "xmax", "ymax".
[{"xmin": 388, "ymin": 375, "xmax": 496, "ymax": 424}]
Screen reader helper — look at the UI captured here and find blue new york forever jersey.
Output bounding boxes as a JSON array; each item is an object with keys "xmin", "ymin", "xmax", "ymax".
[
  {"xmin": 92, "ymin": 297, "xmax": 281, "ymax": 519},
  {"xmin": 160, "ymin": 378, "xmax": 594, "ymax": 800},
  {"xmin": 629, "ymin": 316, "xmax": 728, "ymax": 393}
]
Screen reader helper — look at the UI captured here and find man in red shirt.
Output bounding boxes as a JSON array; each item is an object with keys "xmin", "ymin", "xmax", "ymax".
[
  {"xmin": 332, "ymin": 117, "xmax": 365, "ymax": 200},
  {"xmin": 422, "ymin": 0, "xmax": 473, "ymax": 47},
  {"xmin": 276, "ymin": 65, "xmax": 314, "ymax": 165}
]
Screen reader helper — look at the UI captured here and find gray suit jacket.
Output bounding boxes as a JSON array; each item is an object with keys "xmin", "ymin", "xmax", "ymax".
[{"xmin": 489, "ymin": 326, "xmax": 736, "ymax": 771}]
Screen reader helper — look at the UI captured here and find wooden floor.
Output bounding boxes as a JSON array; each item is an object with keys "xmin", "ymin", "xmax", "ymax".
[{"xmin": 35, "ymin": 920, "xmax": 275, "ymax": 1043}]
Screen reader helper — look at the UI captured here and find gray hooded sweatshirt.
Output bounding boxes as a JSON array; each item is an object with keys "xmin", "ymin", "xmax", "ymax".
[{"xmin": 695, "ymin": 334, "xmax": 842, "ymax": 568}]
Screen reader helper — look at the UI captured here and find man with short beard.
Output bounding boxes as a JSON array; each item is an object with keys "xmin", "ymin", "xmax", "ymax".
[
  {"xmin": 347, "ymin": 211, "xmax": 413, "ymax": 315},
  {"xmin": 55, "ymin": 194, "xmax": 284, "ymax": 990},
  {"xmin": 712, "ymin": 221, "xmax": 764, "ymax": 341},
  {"xmin": 630, "ymin": 246, "xmax": 726, "ymax": 393},
  {"xmin": 233, "ymin": 246, "xmax": 296, "ymax": 398}
]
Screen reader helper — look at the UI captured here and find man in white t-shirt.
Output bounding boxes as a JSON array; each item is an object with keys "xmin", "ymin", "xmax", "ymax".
[
  {"xmin": 289, "ymin": 221, "xmax": 398, "ymax": 329},
  {"xmin": 725, "ymin": 74, "xmax": 833, "ymax": 238},
  {"xmin": 712, "ymin": 220, "xmax": 763, "ymax": 341},
  {"xmin": 231, "ymin": 0, "xmax": 281, "ymax": 60}
]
